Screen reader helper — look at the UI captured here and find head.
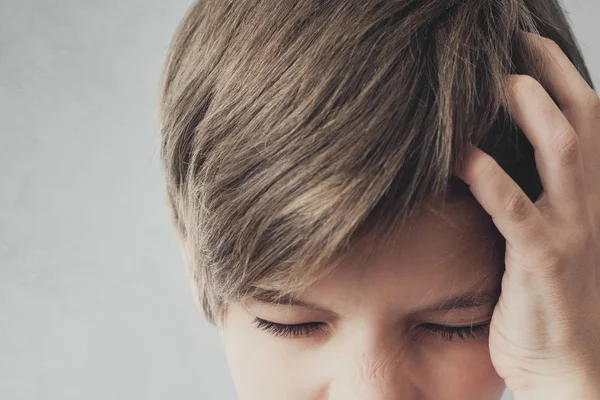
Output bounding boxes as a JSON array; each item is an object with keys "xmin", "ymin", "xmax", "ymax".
[{"xmin": 158, "ymin": 0, "xmax": 593, "ymax": 399}]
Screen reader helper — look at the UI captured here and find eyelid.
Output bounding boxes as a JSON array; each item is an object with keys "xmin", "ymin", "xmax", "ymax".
[
  {"xmin": 415, "ymin": 321, "xmax": 491, "ymax": 342},
  {"xmin": 252, "ymin": 318, "xmax": 327, "ymax": 338},
  {"xmin": 253, "ymin": 317, "xmax": 491, "ymax": 342}
]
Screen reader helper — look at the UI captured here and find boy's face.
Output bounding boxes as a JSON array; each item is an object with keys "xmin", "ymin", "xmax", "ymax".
[{"xmin": 219, "ymin": 196, "xmax": 506, "ymax": 399}]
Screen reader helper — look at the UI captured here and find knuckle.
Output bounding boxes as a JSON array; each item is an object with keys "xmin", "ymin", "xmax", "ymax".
[
  {"xmin": 583, "ymin": 89, "xmax": 600, "ymax": 119},
  {"xmin": 509, "ymin": 75, "xmax": 543, "ymax": 98},
  {"xmin": 503, "ymin": 188, "xmax": 532, "ymax": 222},
  {"xmin": 543, "ymin": 37, "xmax": 562, "ymax": 52},
  {"xmin": 554, "ymin": 126, "xmax": 581, "ymax": 164},
  {"xmin": 475, "ymin": 154, "xmax": 499, "ymax": 182},
  {"xmin": 541, "ymin": 228, "xmax": 594, "ymax": 276},
  {"xmin": 522, "ymin": 31, "xmax": 560, "ymax": 51}
]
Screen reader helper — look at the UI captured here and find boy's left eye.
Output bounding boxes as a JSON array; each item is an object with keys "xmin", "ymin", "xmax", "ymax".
[
  {"xmin": 414, "ymin": 321, "xmax": 491, "ymax": 342},
  {"xmin": 252, "ymin": 317, "xmax": 491, "ymax": 342}
]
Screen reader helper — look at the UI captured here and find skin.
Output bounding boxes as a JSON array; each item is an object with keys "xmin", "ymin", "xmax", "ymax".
[
  {"xmin": 457, "ymin": 32, "xmax": 600, "ymax": 398},
  {"xmin": 216, "ymin": 31, "xmax": 600, "ymax": 400},
  {"xmin": 220, "ymin": 196, "xmax": 507, "ymax": 400}
]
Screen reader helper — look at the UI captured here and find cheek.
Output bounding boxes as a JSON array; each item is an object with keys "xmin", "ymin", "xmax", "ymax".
[
  {"xmin": 220, "ymin": 306, "xmax": 317, "ymax": 400},
  {"xmin": 220, "ymin": 306, "xmax": 506, "ymax": 400},
  {"xmin": 421, "ymin": 340, "xmax": 506, "ymax": 399}
]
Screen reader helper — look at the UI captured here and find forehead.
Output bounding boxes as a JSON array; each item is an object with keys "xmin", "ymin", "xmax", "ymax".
[
  {"xmin": 355, "ymin": 196, "xmax": 496, "ymax": 265},
  {"xmin": 304, "ymin": 196, "xmax": 501, "ymax": 308}
]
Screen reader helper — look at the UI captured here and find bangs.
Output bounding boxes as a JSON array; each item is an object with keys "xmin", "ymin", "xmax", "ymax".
[{"xmin": 159, "ymin": 0, "xmax": 592, "ymax": 324}]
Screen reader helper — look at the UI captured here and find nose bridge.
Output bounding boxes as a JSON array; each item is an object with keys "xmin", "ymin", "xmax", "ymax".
[
  {"xmin": 331, "ymin": 341, "xmax": 417, "ymax": 400},
  {"xmin": 356, "ymin": 348, "xmax": 399, "ymax": 385}
]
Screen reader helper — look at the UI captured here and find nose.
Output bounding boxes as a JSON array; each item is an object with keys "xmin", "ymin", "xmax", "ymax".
[{"xmin": 328, "ymin": 348, "xmax": 421, "ymax": 400}]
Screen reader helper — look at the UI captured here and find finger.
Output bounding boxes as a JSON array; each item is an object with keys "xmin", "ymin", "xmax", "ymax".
[
  {"xmin": 457, "ymin": 144, "xmax": 547, "ymax": 254},
  {"xmin": 521, "ymin": 32, "xmax": 595, "ymax": 119},
  {"xmin": 507, "ymin": 74, "xmax": 587, "ymax": 224},
  {"xmin": 521, "ymin": 31, "xmax": 600, "ymax": 220}
]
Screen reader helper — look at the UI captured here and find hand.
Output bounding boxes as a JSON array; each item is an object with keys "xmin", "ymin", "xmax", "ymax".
[{"xmin": 456, "ymin": 31, "xmax": 600, "ymax": 398}]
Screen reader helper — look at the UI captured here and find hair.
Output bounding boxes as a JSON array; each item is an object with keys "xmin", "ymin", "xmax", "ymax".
[{"xmin": 158, "ymin": 0, "xmax": 595, "ymax": 325}]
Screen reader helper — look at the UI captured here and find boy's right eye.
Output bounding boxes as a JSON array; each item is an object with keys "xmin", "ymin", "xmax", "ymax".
[{"xmin": 252, "ymin": 317, "xmax": 326, "ymax": 338}]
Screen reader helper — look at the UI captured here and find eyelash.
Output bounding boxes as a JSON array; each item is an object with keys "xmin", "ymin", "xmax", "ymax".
[
  {"xmin": 252, "ymin": 318, "xmax": 491, "ymax": 343},
  {"xmin": 415, "ymin": 322, "xmax": 491, "ymax": 342}
]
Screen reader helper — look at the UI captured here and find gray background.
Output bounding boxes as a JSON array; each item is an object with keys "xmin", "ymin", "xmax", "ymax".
[{"xmin": 0, "ymin": 1, "xmax": 597, "ymax": 399}]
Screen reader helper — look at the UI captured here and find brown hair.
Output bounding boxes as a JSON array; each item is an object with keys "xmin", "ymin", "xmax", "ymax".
[{"xmin": 158, "ymin": 0, "xmax": 595, "ymax": 325}]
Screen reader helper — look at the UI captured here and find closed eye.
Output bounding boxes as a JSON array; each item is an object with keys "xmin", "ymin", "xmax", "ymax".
[
  {"xmin": 252, "ymin": 317, "xmax": 491, "ymax": 342},
  {"xmin": 253, "ymin": 318, "xmax": 325, "ymax": 338},
  {"xmin": 415, "ymin": 321, "xmax": 491, "ymax": 342}
]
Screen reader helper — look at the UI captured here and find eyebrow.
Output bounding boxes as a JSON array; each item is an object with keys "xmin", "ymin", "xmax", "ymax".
[
  {"xmin": 252, "ymin": 290, "xmax": 330, "ymax": 311},
  {"xmin": 425, "ymin": 289, "xmax": 499, "ymax": 311},
  {"xmin": 251, "ymin": 286, "xmax": 500, "ymax": 313}
]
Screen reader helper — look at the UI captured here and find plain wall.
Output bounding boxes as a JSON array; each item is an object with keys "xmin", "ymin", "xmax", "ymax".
[{"xmin": 1, "ymin": 1, "xmax": 597, "ymax": 399}]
